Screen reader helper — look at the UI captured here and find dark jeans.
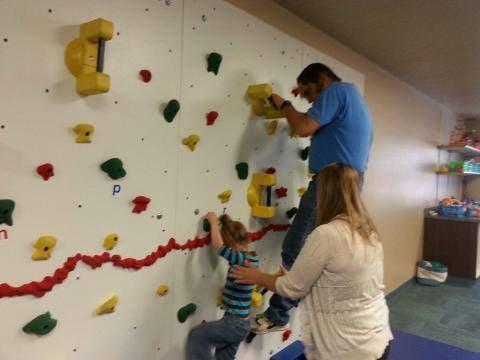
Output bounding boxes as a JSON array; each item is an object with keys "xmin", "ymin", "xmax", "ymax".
[
  {"xmin": 186, "ymin": 314, "xmax": 250, "ymax": 360},
  {"xmin": 265, "ymin": 176, "xmax": 318, "ymax": 325},
  {"xmin": 265, "ymin": 173, "xmax": 364, "ymax": 326}
]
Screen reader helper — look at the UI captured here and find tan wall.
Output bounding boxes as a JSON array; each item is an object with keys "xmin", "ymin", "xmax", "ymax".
[{"xmin": 227, "ymin": 0, "xmax": 461, "ymax": 293}]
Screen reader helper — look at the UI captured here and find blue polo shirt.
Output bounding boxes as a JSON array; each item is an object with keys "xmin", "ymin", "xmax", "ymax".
[{"xmin": 307, "ymin": 82, "xmax": 372, "ymax": 173}]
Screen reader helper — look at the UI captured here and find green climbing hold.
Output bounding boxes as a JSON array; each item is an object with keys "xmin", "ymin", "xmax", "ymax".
[
  {"xmin": 300, "ymin": 147, "xmax": 309, "ymax": 161},
  {"xmin": 286, "ymin": 207, "xmax": 298, "ymax": 219},
  {"xmin": 203, "ymin": 218, "xmax": 211, "ymax": 232},
  {"xmin": 177, "ymin": 303, "xmax": 197, "ymax": 323},
  {"xmin": 235, "ymin": 162, "xmax": 249, "ymax": 180},
  {"xmin": 163, "ymin": 99, "xmax": 180, "ymax": 123},
  {"xmin": 0, "ymin": 199, "xmax": 15, "ymax": 226},
  {"xmin": 100, "ymin": 158, "xmax": 126, "ymax": 180},
  {"xmin": 207, "ymin": 52, "xmax": 222, "ymax": 75},
  {"xmin": 22, "ymin": 312, "xmax": 57, "ymax": 336}
]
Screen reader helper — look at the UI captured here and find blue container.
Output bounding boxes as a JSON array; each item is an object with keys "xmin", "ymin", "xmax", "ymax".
[{"xmin": 440, "ymin": 205, "xmax": 465, "ymax": 218}]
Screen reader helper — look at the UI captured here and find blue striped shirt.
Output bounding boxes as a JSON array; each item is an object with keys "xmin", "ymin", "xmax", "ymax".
[{"xmin": 218, "ymin": 245, "xmax": 260, "ymax": 317}]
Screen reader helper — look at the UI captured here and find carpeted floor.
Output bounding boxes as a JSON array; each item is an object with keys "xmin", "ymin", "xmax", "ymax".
[{"xmin": 387, "ymin": 276, "xmax": 480, "ymax": 353}]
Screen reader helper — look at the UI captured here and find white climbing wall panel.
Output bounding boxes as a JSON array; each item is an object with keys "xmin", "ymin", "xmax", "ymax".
[{"xmin": 0, "ymin": 0, "xmax": 364, "ymax": 359}]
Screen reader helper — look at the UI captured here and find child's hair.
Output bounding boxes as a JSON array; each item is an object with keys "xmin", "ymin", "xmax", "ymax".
[{"xmin": 219, "ymin": 214, "xmax": 251, "ymax": 247}]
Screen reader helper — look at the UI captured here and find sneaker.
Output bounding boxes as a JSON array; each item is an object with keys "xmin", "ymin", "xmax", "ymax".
[{"xmin": 251, "ymin": 314, "xmax": 288, "ymax": 335}]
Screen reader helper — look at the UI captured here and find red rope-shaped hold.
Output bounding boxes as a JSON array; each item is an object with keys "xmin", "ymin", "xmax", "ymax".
[{"xmin": 0, "ymin": 224, "xmax": 289, "ymax": 299}]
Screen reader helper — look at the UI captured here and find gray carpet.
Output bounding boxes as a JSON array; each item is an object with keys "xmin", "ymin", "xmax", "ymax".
[{"xmin": 387, "ymin": 277, "xmax": 480, "ymax": 353}]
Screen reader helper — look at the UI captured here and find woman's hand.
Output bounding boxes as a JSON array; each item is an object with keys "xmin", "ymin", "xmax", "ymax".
[
  {"xmin": 206, "ymin": 212, "xmax": 217, "ymax": 225},
  {"xmin": 231, "ymin": 261, "xmax": 262, "ymax": 285}
]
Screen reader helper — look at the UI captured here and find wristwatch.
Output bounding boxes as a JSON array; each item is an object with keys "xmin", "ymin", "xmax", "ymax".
[{"xmin": 280, "ymin": 100, "xmax": 292, "ymax": 110}]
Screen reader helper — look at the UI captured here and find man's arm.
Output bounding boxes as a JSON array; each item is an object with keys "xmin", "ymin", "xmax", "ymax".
[
  {"xmin": 270, "ymin": 94, "xmax": 320, "ymax": 137},
  {"xmin": 283, "ymin": 106, "xmax": 320, "ymax": 138}
]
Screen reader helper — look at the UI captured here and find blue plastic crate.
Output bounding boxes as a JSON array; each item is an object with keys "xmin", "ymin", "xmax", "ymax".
[{"xmin": 440, "ymin": 205, "xmax": 465, "ymax": 218}]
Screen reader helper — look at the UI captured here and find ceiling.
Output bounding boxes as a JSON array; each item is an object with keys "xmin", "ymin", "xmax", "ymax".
[{"xmin": 274, "ymin": 0, "xmax": 480, "ymax": 118}]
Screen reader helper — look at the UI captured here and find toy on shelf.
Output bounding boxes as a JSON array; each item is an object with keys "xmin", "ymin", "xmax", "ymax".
[
  {"xmin": 218, "ymin": 190, "xmax": 232, "ymax": 204},
  {"xmin": 0, "ymin": 199, "xmax": 15, "ymax": 226},
  {"xmin": 177, "ymin": 303, "xmax": 197, "ymax": 323},
  {"xmin": 65, "ymin": 18, "xmax": 113, "ymax": 95},
  {"xmin": 247, "ymin": 84, "xmax": 284, "ymax": 119},
  {"xmin": 73, "ymin": 124, "xmax": 95, "ymax": 143},
  {"xmin": 164, "ymin": 99, "xmax": 180, "ymax": 123},
  {"xmin": 32, "ymin": 236, "xmax": 57, "ymax": 261},
  {"xmin": 247, "ymin": 173, "xmax": 276, "ymax": 218},
  {"xmin": 103, "ymin": 233, "xmax": 119, "ymax": 250},
  {"xmin": 100, "ymin": 158, "xmax": 126, "ymax": 180},
  {"xmin": 132, "ymin": 196, "xmax": 151, "ymax": 214},
  {"xmin": 36, "ymin": 163, "xmax": 54, "ymax": 181},
  {"xmin": 156, "ymin": 285, "xmax": 169, "ymax": 296},
  {"xmin": 96, "ymin": 295, "xmax": 119, "ymax": 315},
  {"xmin": 207, "ymin": 52, "xmax": 222, "ymax": 75},
  {"xmin": 23, "ymin": 312, "xmax": 57, "ymax": 336},
  {"xmin": 182, "ymin": 135, "xmax": 200, "ymax": 151}
]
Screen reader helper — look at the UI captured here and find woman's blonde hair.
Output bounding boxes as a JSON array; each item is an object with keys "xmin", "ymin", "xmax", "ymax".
[
  {"xmin": 316, "ymin": 163, "xmax": 377, "ymax": 241},
  {"xmin": 219, "ymin": 214, "xmax": 251, "ymax": 247}
]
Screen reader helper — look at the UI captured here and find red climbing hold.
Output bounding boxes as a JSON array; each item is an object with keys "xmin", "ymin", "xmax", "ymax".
[
  {"xmin": 291, "ymin": 87, "xmax": 300, "ymax": 97},
  {"xmin": 206, "ymin": 111, "xmax": 218, "ymax": 126},
  {"xmin": 132, "ymin": 196, "xmax": 151, "ymax": 214},
  {"xmin": 265, "ymin": 167, "xmax": 276, "ymax": 174},
  {"xmin": 36, "ymin": 163, "xmax": 54, "ymax": 181},
  {"xmin": 282, "ymin": 329, "xmax": 292, "ymax": 342},
  {"xmin": 275, "ymin": 187, "xmax": 288, "ymax": 198},
  {"xmin": 139, "ymin": 69, "xmax": 152, "ymax": 83}
]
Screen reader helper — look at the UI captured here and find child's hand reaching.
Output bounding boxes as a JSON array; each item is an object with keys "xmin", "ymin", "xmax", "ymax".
[{"xmin": 206, "ymin": 212, "xmax": 217, "ymax": 225}]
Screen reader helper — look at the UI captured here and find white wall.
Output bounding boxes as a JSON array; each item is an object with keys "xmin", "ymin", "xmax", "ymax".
[{"xmin": 0, "ymin": 0, "xmax": 364, "ymax": 359}]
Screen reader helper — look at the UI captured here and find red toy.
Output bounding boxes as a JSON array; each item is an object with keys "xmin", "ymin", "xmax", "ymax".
[
  {"xmin": 282, "ymin": 329, "xmax": 292, "ymax": 342},
  {"xmin": 139, "ymin": 69, "xmax": 152, "ymax": 83},
  {"xmin": 275, "ymin": 187, "xmax": 288, "ymax": 198},
  {"xmin": 265, "ymin": 167, "xmax": 276, "ymax": 174},
  {"xmin": 206, "ymin": 111, "xmax": 218, "ymax": 126},
  {"xmin": 36, "ymin": 163, "xmax": 54, "ymax": 181},
  {"xmin": 132, "ymin": 196, "xmax": 151, "ymax": 213}
]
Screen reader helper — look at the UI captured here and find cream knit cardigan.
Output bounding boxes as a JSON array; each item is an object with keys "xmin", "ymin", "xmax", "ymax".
[{"xmin": 276, "ymin": 219, "xmax": 393, "ymax": 360}]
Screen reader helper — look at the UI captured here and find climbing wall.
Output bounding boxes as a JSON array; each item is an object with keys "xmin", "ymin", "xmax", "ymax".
[{"xmin": 0, "ymin": 0, "xmax": 364, "ymax": 359}]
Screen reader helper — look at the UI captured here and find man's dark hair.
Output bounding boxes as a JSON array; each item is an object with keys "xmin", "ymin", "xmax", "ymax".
[{"xmin": 297, "ymin": 63, "xmax": 341, "ymax": 84}]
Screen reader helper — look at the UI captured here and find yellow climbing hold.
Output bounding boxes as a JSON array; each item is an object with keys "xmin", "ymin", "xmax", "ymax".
[
  {"xmin": 247, "ymin": 173, "xmax": 276, "ymax": 218},
  {"xmin": 298, "ymin": 187, "xmax": 307, "ymax": 197},
  {"xmin": 156, "ymin": 285, "xmax": 169, "ymax": 296},
  {"xmin": 266, "ymin": 120, "xmax": 278, "ymax": 135},
  {"xmin": 182, "ymin": 135, "xmax": 200, "ymax": 151},
  {"xmin": 218, "ymin": 190, "xmax": 232, "ymax": 204},
  {"xmin": 32, "ymin": 236, "xmax": 57, "ymax": 261},
  {"xmin": 252, "ymin": 291, "xmax": 263, "ymax": 307},
  {"xmin": 96, "ymin": 295, "xmax": 118, "ymax": 315},
  {"xmin": 73, "ymin": 124, "xmax": 95, "ymax": 143},
  {"xmin": 246, "ymin": 83, "xmax": 284, "ymax": 119},
  {"xmin": 103, "ymin": 233, "xmax": 119, "ymax": 250}
]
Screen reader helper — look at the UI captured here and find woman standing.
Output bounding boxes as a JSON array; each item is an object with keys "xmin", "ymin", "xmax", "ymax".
[{"xmin": 232, "ymin": 163, "xmax": 393, "ymax": 360}]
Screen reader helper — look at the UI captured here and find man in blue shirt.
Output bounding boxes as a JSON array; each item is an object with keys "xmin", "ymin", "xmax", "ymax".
[{"xmin": 251, "ymin": 63, "xmax": 373, "ymax": 334}]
